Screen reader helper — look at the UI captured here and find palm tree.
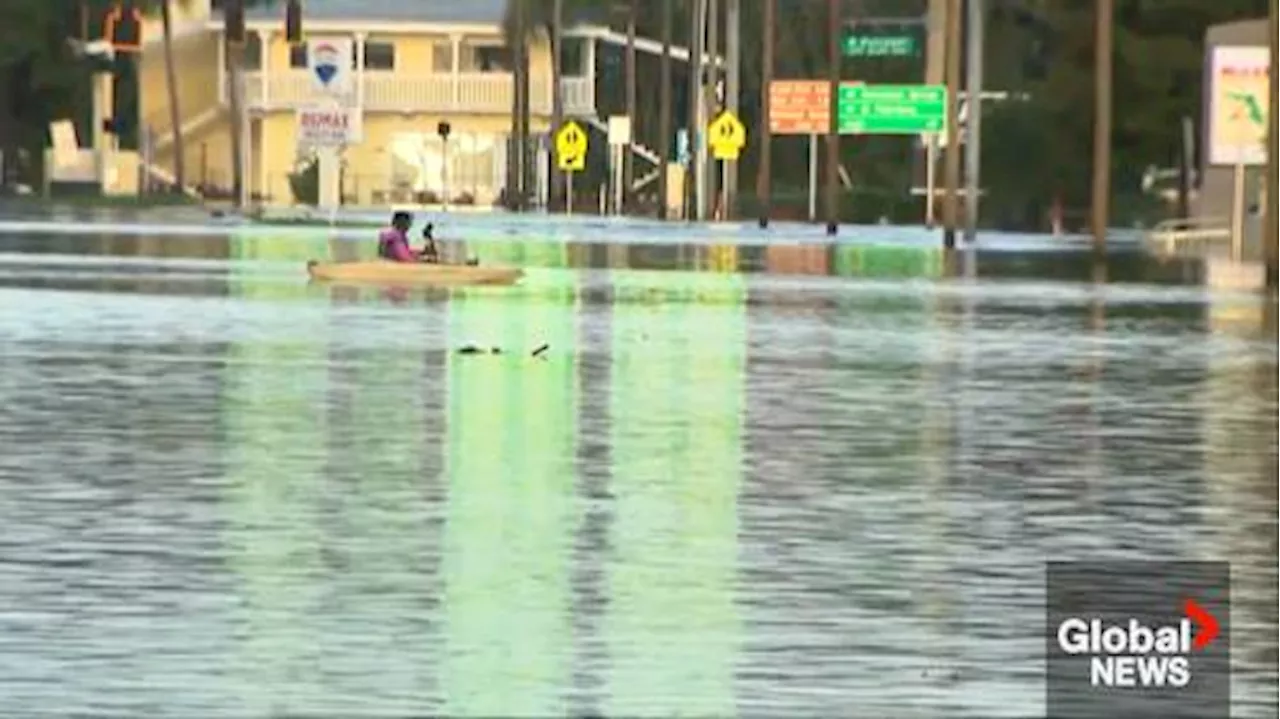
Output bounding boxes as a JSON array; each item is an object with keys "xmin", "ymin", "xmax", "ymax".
[
  {"xmin": 503, "ymin": 0, "xmax": 527, "ymax": 209},
  {"xmin": 159, "ymin": 0, "xmax": 185, "ymax": 191},
  {"xmin": 506, "ymin": 0, "xmax": 582, "ymax": 209},
  {"xmin": 222, "ymin": 0, "xmax": 246, "ymax": 207}
]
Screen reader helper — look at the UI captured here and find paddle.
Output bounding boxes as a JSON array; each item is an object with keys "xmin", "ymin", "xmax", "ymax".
[{"xmin": 421, "ymin": 223, "xmax": 478, "ymax": 266}]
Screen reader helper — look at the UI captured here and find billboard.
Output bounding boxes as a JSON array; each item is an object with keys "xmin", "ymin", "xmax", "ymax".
[{"xmin": 1207, "ymin": 46, "xmax": 1270, "ymax": 166}]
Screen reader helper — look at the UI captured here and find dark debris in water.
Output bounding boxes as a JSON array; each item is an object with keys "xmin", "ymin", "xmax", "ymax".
[
  {"xmin": 454, "ymin": 343, "xmax": 549, "ymax": 357},
  {"xmin": 456, "ymin": 345, "xmax": 502, "ymax": 355}
]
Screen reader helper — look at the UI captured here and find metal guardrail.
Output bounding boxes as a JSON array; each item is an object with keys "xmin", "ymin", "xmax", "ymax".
[{"xmin": 1143, "ymin": 216, "xmax": 1232, "ymax": 254}]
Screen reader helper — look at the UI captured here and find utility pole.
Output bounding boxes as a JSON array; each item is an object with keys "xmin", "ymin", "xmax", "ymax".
[
  {"xmin": 1090, "ymin": 0, "xmax": 1113, "ymax": 253},
  {"xmin": 687, "ymin": 0, "xmax": 705, "ymax": 220},
  {"xmin": 963, "ymin": 0, "xmax": 983, "ymax": 242},
  {"xmin": 825, "ymin": 0, "xmax": 839, "ymax": 235},
  {"xmin": 551, "ymin": 0, "xmax": 564, "ymax": 211},
  {"xmin": 1267, "ymin": 0, "xmax": 1278, "ymax": 288},
  {"xmin": 625, "ymin": 0, "xmax": 636, "ymax": 214},
  {"xmin": 926, "ymin": 0, "xmax": 947, "ymax": 228},
  {"xmin": 223, "ymin": 0, "xmax": 245, "ymax": 209},
  {"xmin": 705, "ymin": 0, "xmax": 720, "ymax": 219},
  {"xmin": 757, "ymin": 0, "xmax": 774, "ymax": 229},
  {"xmin": 658, "ymin": 0, "xmax": 672, "ymax": 220},
  {"xmin": 724, "ymin": 0, "xmax": 740, "ymax": 219},
  {"xmin": 519, "ymin": 0, "xmax": 532, "ymax": 211},
  {"xmin": 942, "ymin": 0, "xmax": 962, "ymax": 248},
  {"xmin": 509, "ymin": 0, "xmax": 525, "ymax": 211}
]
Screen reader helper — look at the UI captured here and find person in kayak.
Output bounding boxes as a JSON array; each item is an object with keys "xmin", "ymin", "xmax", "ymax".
[{"xmin": 377, "ymin": 211, "xmax": 421, "ymax": 263}]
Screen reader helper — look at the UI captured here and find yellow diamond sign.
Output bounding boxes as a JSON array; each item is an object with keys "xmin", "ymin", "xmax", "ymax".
[
  {"xmin": 708, "ymin": 110, "xmax": 746, "ymax": 160},
  {"xmin": 555, "ymin": 120, "xmax": 588, "ymax": 171}
]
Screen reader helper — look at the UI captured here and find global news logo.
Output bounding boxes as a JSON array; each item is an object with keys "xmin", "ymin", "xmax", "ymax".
[{"xmin": 1055, "ymin": 599, "xmax": 1219, "ymax": 689}]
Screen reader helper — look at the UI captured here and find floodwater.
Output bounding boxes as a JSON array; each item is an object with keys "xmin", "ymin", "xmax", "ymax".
[{"xmin": 0, "ymin": 219, "xmax": 1275, "ymax": 718}]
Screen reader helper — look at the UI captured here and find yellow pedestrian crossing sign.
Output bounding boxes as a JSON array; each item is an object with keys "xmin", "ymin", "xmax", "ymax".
[
  {"xmin": 708, "ymin": 110, "xmax": 746, "ymax": 160},
  {"xmin": 555, "ymin": 120, "xmax": 587, "ymax": 171}
]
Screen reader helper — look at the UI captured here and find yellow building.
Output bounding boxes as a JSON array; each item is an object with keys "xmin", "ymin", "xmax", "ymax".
[{"xmin": 136, "ymin": 0, "xmax": 648, "ymax": 208}]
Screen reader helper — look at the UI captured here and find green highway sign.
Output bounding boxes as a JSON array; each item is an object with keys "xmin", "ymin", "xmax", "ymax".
[
  {"xmin": 837, "ymin": 84, "xmax": 947, "ymax": 135},
  {"xmin": 842, "ymin": 33, "xmax": 918, "ymax": 58}
]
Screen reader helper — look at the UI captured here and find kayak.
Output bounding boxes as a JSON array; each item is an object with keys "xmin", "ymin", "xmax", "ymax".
[{"xmin": 306, "ymin": 260, "xmax": 523, "ymax": 287}]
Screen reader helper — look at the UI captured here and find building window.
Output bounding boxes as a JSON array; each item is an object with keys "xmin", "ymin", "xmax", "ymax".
[
  {"xmin": 461, "ymin": 44, "xmax": 510, "ymax": 73},
  {"xmin": 363, "ymin": 40, "xmax": 395, "ymax": 70},
  {"xmin": 241, "ymin": 33, "xmax": 262, "ymax": 70},
  {"xmin": 560, "ymin": 37, "xmax": 585, "ymax": 77},
  {"xmin": 290, "ymin": 40, "xmax": 368, "ymax": 69},
  {"xmin": 432, "ymin": 42, "xmax": 453, "ymax": 73}
]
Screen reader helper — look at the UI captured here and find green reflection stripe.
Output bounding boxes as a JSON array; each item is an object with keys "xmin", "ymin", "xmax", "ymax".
[
  {"xmin": 605, "ymin": 266, "xmax": 746, "ymax": 716},
  {"xmin": 221, "ymin": 281, "xmax": 331, "ymax": 711},
  {"xmin": 228, "ymin": 232, "xmax": 340, "ymax": 302},
  {"xmin": 832, "ymin": 244, "xmax": 944, "ymax": 278},
  {"xmin": 440, "ymin": 248, "xmax": 579, "ymax": 717}
]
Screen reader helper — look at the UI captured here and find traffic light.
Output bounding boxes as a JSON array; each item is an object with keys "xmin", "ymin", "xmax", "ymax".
[
  {"xmin": 285, "ymin": 0, "xmax": 303, "ymax": 45},
  {"xmin": 104, "ymin": 4, "xmax": 142, "ymax": 51},
  {"xmin": 225, "ymin": 0, "xmax": 245, "ymax": 45}
]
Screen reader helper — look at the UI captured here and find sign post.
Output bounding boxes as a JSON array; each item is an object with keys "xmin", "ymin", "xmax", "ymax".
[
  {"xmin": 707, "ymin": 110, "xmax": 746, "ymax": 220},
  {"xmin": 769, "ymin": 81, "xmax": 830, "ymax": 222},
  {"xmin": 1231, "ymin": 159, "xmax": 1246, "ymax": 260},
  {"xmin": 607, "ymin": 116, "xmax": 631, "ymax": 215},
  {"xmin": 438, "ymin": 121, "xmax": 451, "ymax": 212},
  {"xmin": 1208, "ymin": 46, "xmax": 1269, "ymax": 261},
  {"xmin": 303, "ymin": 38, "xmax": 357, "ymax": 212},
  {"xmin": 925, "ymin": 134, "xmax": 937, "ymax": 227},
  {"xmin": 555, "ymin": 120, "xmax": 588, "ymax": 217},
  {"xmin": 837, "ymin": 84, "xmax": 947, "ymax": 134}
]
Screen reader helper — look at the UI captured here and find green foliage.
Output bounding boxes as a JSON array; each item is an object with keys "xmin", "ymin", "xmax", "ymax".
[{"xmin": 288, "ymin": 156, "xmax": 319, "ymax": 205}]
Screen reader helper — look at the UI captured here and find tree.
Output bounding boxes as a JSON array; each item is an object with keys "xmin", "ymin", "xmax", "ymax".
[{"xmin": 0, "ymin": 0, "xmax": 84, "ymax": 184}]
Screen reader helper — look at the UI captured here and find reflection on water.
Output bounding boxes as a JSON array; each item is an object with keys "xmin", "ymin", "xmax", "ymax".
[
  {"xmin": 605, "ymin": 267, "xmax": 745, "ymax": 718},
  {"xmin": 0, "ymin": 230, "xmax": 1275, "ymax": 718}
]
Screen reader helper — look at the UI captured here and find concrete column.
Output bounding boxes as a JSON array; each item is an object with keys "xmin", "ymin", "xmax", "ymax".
[
  {"xmin": 318, "ymin": 148, "xmax": 341, "ymax": 210},
  {"xmin": 355, "ymin": 32, "xmax": 367, "ymax": 111},
  {"xmin": 257, "ymin": 29, "xmax": 271, "ymax": 106},
  {"xmin": 92, "ymin": 72, "xmax": 114, "ymax": 191},
  {"xmin": 218, "ymin": 35, "xmax": 226, "ymax": 104},
  {"xmin": 451, "ymin": 34, "xmax": 461, "ymax": 109}
]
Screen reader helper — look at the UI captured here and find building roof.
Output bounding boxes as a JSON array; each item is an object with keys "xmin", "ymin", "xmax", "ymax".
[{"xmin": 243, "ymin": 0, "xmax": 507, "ymax": 25}]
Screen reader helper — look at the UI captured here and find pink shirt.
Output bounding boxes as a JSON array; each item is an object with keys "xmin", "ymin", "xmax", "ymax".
[{"xmin": 378, "ymin": 228, "xmax": 417, "ymax": 263}]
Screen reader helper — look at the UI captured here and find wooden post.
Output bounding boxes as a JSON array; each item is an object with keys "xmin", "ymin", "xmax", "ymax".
[
  {"xmin": 1090, "ymin": 0, "xmax": 1113, "ymax": 254},
  {"xmin": 223, "ymin": 0, "xmax": 246, "ymax": 209},
  {"xmin": 658, "ymin": 0, "xmax": 672, "ymax": 220},
  {"xmin": 1266, "ymin": 0, "xmax": 1278, "ymax": 287},
  {"xmin": 625, "ymin": 0, "xmax": 636, "ymax": 213},
  {"xmin": 705, "ymin": 0, "xmax": 720, "ymax": 217},
  {"xmin": 756, "ymin": 0, "xmax": 773, "ymax": 228},
  {"xmin": 686, "ymin": 0, "xmax": 704, "ymax": 219},
  {"xmin": 825, "ymin": 0, "xmax": 839, "ymax": 235},
  {"xmin": 724, "ymin": 0, "xmax": 740, "ymax": 218},
  {"xmin": 550, "ymin": 0, "xmax": 564, "ymax": 211},
  {"xmin": 508, "ymin": 0, "xmax": 524, "ymax": 210},
  {"xmin": 942, "ymin": 0, "xmax": 962, "ymax": 248}
]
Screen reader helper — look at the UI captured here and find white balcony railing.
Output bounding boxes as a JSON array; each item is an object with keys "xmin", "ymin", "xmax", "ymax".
[{"xmin": 225, "ymin": 71, "xmax": 596, "ymax": 117}]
